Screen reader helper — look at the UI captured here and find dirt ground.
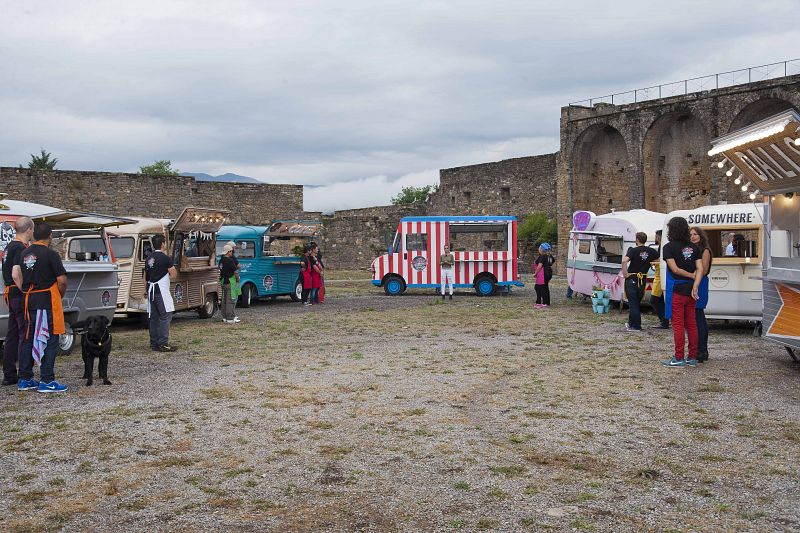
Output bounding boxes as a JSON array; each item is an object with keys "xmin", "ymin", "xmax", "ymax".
[{"xmin": 1, "ymin": 274, "xmax": 798, "ymax": 533}]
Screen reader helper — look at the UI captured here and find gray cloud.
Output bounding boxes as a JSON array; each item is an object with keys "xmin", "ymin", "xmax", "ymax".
[{"xmin": 1, "ymin": 0, "xmax": 798, "ymax": 210}]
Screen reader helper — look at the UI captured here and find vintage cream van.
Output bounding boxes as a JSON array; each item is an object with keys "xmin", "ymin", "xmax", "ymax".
[
  {"xmin": 662, "ymin": 203, "xmax": 764, "ymax": 321},
  {"xmin": 101, "ymin": 208, "xmax": 229, "ymax": 320}
]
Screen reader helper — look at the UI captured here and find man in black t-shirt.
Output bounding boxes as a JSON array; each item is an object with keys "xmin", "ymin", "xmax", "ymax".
[
  {"xmin": 145, "ymin": 234, "xmax": 177, "ymax": 352},
  {"xmin": 2, "ymin": 217, "xmax": 33, "ymax": 385},
  {"xmin": 17, "ymin": 222, "xmax": 69, "ymax": 393},
  {"xmin": 620, "ymin": 232, "xmax": 659, "ymax": 331}
]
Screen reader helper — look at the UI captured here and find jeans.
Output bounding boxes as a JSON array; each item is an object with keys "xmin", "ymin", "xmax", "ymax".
[
  {"xmin": 309, "ymin": 288, "xmax": 319, "ymax": 303},
  {"xmin": 221, "ymin": 283, "xmax": 236, "ymax": 320},
  {"xmin": 3, "ymin": 296, "xmax": 24, "ymax": 381},
  {"xmin": 566, "ymin": 286, "xmax": 573, "ymax": 299},
  {"xmin": 149, "ymin": 288, "xmax": 172, "ymax": 347},
  {"xmin": 19, "ymin": 312, "xmax": 59, "ymax": 383},
  {"xmin": 650, "ymin": 294, "xmax": 669, "ymax": 327},
  {"xmin": 671, "ymin": 292, "xmax": 698, "ymax": 360},
  {"xmin": 696, "ymin": 308, "xmax": 709, "ymax": 356},
  {"xmin": 625, "ymin": 276, "xmax": 646, "ymax": 330}
]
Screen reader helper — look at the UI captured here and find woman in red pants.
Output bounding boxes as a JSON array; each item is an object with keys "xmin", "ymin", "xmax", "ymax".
[{"xmin": 661, "ymin": 216, "xmax": 703, "ymax": 368}]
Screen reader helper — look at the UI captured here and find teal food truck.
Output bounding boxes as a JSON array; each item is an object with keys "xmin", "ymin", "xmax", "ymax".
[{"xmin": 216, "ymin": 221, "xmax": 322, "ymax": 307}]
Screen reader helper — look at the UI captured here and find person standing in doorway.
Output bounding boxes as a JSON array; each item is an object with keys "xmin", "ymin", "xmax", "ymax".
[
  {"xmin": 219, "ymin": 243, "xmax": 240, "ymax": 324},
  {"xmin": 724, "ymin": 232, "xmax": 737, "ymax": 256},
  {"xmin": 620, "ymin": 232, "xmax": 659, "ymax": 332},
  {"xmin": 2, "ymin": 216, "xmax": 33, "ymax": 386},
  {"xmin": 649, "ymin": 230, "xmax": 670, "ymax": 330},
  {"xmin": 145, "ymin": 235, "xmax": 177, "ymax": 352},
  {"xmin": 533, "ymin": 243, "xmax": 555, "ymax": 308},
  {"xmin": 662, "ymin": 217, "xmax": 702, "ymax": 368},
  {"xmin": 17, "ymin": 222, "xmax": 69, "ymax": 392},
  {"xmin": 690, "ymin": 226, "xmax": 713, "ymax": 362},
  {"xmin": 440, "ymin": 244, "xmax": 455, "ymax": 300}
]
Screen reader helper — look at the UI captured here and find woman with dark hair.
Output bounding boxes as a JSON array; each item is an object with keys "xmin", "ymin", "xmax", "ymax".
[
  {"xmin": 690, "ymin": 226, "xmax": 713, "ymax": 362},
  {"xmin": 661, "ymin": 216, "xmax": 703, "ymax": 367}
]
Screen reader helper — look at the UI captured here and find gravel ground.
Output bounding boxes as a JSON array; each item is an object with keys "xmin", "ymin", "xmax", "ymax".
[{"xmin": 1, "ymin": 275, "xmax": 798, "ymax": 532}]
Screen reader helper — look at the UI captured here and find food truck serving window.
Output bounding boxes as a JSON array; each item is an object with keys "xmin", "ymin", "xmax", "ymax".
[
  {"xmin": 705, "ymin": 228, "xmax": 760, "ymax": 259},
  {"xmin": 405, "ymin": 233, "xmax": 427, "ymax": 252},
  {"xmin": 216, "ymin": 240, "xmax": 255, "ymax": 258},
  {"xmin": 448, "ymin": 223, "xmax": 508, "ymax": 251},
  {"xmin": 596, "ymin": 237, "xmax": 622, "ymax": 264},
  {"xmin": 109, "ymin": 237, "xmax": 135, "ymax": 258},
  {"xmin": 769, "ymin": 194, "xmax": 800, "ymax": 269},
  {"xmin": 67, "ymin": 237, "xmax": 108, "ymax": 260}
]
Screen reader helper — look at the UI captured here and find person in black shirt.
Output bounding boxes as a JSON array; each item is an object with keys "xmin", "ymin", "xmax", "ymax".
[
  {"xmin": 17, "ymin": 222, "xmax": 69, "ymax": 392},
  {"xmin": 145, "ymin": 234, "xmax": 177, "ymax": 352},
  {"xmin": 620, "ymin": 232, "xmax": 659, "ymax": 331},
  {"xmin": 661, "ymin": 216, "xmax": 702, "ymax": 368},
  {"xmin": 2, "ymin": 216, "xmax": 33, "ymax": 385},
  {"xmin": 219, "ymin": 243, "xmax": 239, "ymax": 323}
]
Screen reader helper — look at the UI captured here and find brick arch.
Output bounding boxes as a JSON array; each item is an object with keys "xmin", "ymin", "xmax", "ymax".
[
  {"xmin": 571, "ymin": 123, "xmax": 630, "ymax": 214},
  {"xmin": 728, "ymin": 97, "xmax": 797, "ymax": 132},
  {"xmin": 642, "ymin": 111, "xmax": 711, "ymax": 213}
]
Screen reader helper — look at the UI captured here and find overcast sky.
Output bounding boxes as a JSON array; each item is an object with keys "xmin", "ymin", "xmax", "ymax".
[{"xmin": 1, "ymin": 1, "xmax": 798, "ymax": 212}]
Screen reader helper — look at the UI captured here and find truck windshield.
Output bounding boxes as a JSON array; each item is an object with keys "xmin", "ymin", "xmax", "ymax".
[
  {"xmin": 67, "ymin": 237, "xmax": 109, "ymax": 260},
  {"xmin": 109, "ymin": 236, "xmax": 135, "ymax": 258}
]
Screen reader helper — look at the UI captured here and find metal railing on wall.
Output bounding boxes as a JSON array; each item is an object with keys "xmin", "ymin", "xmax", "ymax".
[{"xmin": 569, "ymin": 59, "xmax": 800, "ymax": 108}]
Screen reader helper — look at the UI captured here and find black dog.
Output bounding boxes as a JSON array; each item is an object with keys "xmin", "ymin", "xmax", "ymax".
[{"xmin": 78, "ymin": 316, "xmax": 112, "ymax": 386}]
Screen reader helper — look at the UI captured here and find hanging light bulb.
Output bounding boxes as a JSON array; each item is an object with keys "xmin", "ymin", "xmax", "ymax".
[
  {"xmin": 749, "ymin": 192, "xmax": 757, "ymax": 200},
  {"xmin": 716, "ymin": 160, "xmax": 725, "ymax": 168},
  {"xmin": 733, "ymin": 174, "xmax": 742, "ymax": 185},
  {"xmin": 741, "ymin": 181, "xmax": 751, "ymax": 192},
  {"xmin": 726, "ymin": 167, "xmax": 735, "ymax": 177}
]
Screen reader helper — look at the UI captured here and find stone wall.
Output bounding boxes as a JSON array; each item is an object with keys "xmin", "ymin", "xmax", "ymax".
[
  {"xmin": 429, "ymin": 154, "xmax": 557, "ymax": 218},
  {"xmin": 321, "ymin": 203, "xmax": 427, "ymax": 271},
  {"xmin": 0, "ymin": 167, "xmax": 304, "ymax": 224}
]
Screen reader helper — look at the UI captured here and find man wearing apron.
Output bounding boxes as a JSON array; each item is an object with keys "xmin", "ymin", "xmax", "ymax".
[
  {"xmin": 2, "ymin": 216, "xmax": 33, "ymax": 386},
  {"xmin": 17, "ymin": 222, "xmax": 68, "ymax": 393},
  {"xmin": 145, "ymin": 235, "xmax": 177, "ymax": 352}
]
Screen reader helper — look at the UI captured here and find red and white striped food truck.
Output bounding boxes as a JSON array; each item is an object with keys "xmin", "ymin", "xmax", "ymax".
[{"xmin": 371, "ymin": 216, "xmax": 523, "ymax": 296}]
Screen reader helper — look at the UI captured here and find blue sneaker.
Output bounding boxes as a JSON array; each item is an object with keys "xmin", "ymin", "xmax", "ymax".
[
  {"xmin": 685, "ymin": 359, "xmax": 697, "ymax": 367},
  {"xmin": 661, "ymin": 358, "xmax": 686, "ymax": 368},
  {"xmin": 37, "ymin": 381, "xmax": 68, "ymax": 393},
  {"xmin": 17, "ymin": 379, "xmax": 40, "ymax": 391}
]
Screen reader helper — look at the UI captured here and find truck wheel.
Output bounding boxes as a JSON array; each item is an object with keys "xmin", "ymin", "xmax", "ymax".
[
  {"xmin": 239, "ymin": 283, "xmax": 254, "ymax": 308},
  {"xmin": 384, "ymin": 275, "xmax": 406, "ymax": 296},
  {"xmin": 197, "ymin": 293, "xmax": 218, "ymax": 318},
  {"xmin": 58, "ymin": 324, "xmax": 78, "ymax": 356},
  {"xmin": 474, "ymin": 274, "xmax": 497, "ymax": 297},
  {"xmin": 290, "ymin": 279, "xmax": 303, "ymax": 302}
]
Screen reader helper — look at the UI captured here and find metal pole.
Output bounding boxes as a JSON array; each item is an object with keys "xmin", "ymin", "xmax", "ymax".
[
  {"xmin": 785, "ymin": 61, "xmax": 788, "ymax": 77},
  {"xmin": 716, "ymin": 73, "xmax": 718, "ymax": 89},
  {"xmin": 685, "ymin": 79, "xmax": 687, "ymax": 94},
  {"xmin": 749, "ymin": 68, "xmax": 751, "ymax": 83},
  {"xmin": 659, "ymin": 85, "xmax": 661, "ymax": 99}
]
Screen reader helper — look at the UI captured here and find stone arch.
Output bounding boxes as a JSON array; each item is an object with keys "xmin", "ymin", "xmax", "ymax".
[
  {"xmin": 728, "ymin": 98, "xmax": 796, "ymax": 131},
  {"xmin": 642, "ymin": 111, "xmax": 711, "ymax": 213},
  {"xmin": 571, "ymin": 124, "xmax": 630, "ymax": 214}
]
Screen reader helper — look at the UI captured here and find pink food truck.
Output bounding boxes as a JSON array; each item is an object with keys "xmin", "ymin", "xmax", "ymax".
[{"xmin": 371, "ymin": 216, "xmax": 523, "ymax": 296}]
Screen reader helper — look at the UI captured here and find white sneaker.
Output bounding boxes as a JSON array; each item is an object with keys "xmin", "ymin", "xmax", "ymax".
[{"xmin": 233, "ymin": 317, "xmax": 241, "ymax": 323}]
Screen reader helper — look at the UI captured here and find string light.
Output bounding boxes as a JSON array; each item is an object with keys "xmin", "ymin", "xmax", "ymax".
[
  {"xmin": 733, "ymin": 174, "xmax": 742, "ymax": 185},
  {"xmin": 725, "ymin": 167, "xmax": 735, "ymax": 177},
  {"xmin": 749, "ymin": 191, "xmax": 757, "ymax": 200},
  {"xmin": 741, "ymin": 181, "xmax": 751, "ymax": 192}
]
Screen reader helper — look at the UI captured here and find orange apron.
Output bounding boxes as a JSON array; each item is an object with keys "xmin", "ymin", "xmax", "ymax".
[{"xmin": 22, "ymin": 241, "xmax": 66, "ymax": 336}]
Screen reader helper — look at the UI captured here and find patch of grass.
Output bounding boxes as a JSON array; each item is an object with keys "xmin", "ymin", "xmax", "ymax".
[
  {"xmin": 490, "ymin": 465, "xmax": 526, "ymax": 478},
  {"xmin": 737, "ymin": 510, "xmax": 767, "ymax": 520},
  {"xmin": 633, "ymin": 468, "xmax": 661, "ymax": 480},
  {"xmin": 682, "ymin": 420, "xmax": 721, "ymax": 430},
  {"xmin": 148, "ymin": 456, "xmax": 195, "ymax": 468},
  {"xmin": 118, "ymin": 498, "xmax": 148, "ymax": 511},
  {"xmin": 3, "ymin": 432, "xmax": 50, "ymax": 451},
  {"xmin": 487, "ymin": 488, "xmax": 508, "ymax": 500},
  {"xmin": 318, "ymin": 445, "xmax": 353, "ymax": 458},
  {"xmin": 224, "ymin": 467, "xmax": 254, "ymax": 478},
  {"xmin": 306, "ymin": 420, "xmax": 334, "ymax": 430},
  {"xmin": 697, "ymin": 383, "xmax": 725, "ymax": 393},
  {"xmin": 476, "ymin": 518, "xmax": 498, "ymax": 530},
  {"xmin": 50, "ymin": 477, "xmax": 65, "ymax": 487},
  {"xmin": 453, "ymin": 481, "xmax": 470, "ymax": 491},
  {"xmin": 76, "ymin": 460, "xmax": 94, "ymax": 474},
  {"xmin": 405, "ymin": 408, "xmax": 427, "ymax": 416},
  {"xmin": 571, "ymin": 516, "xmax": 596, "ymax": 531},
  {"xmin": 508, "ymin": 434, "xmax": 528, "ymax": 444},
  {"xmin": 200, "ymin": 386, "xmax": 236, "ymax": 400},
  {"xmin": 569, "ymin": 492, "xmax": 596, "ymax": 503},
  {"xmin": 449, "ymin": 519, "xmax": 467, "ymax": 529},
  {"xmin": 14, "ymin": 473, "xmax": 37, "ymax": 484}
]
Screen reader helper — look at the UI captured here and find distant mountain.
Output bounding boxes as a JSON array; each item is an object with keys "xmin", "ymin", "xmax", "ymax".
[{"xmin": 184, "ymin": 172, "xmax": 262, "ymax": 184}]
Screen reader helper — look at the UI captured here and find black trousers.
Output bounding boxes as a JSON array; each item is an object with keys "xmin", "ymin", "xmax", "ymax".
[{"xmin": 535, "ymin": 283, "xmax": 550, "ymax": 305}]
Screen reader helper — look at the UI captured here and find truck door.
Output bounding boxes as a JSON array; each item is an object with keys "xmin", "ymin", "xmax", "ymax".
[{"xmin": 402, "ymin": 220, "xmax": 432, "ymax": 286}]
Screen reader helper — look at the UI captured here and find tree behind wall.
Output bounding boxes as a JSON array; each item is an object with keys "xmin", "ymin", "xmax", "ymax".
[
  {"xmin": 27, "ymin": 149, "xmax": 58, "ymax": 170},
  {"xmin": 518, "ymin": 212, "xmax": 557, "ymax": 246},
  {"xmin": 391, "ymin": 185, "xmax": 438, "ymax": 205},
  {"xmin": 139, "ymin": 160, "xmax": 180, "ymax": 176}
]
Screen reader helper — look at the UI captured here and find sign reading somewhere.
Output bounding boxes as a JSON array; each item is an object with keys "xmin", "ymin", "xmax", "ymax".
[
  {"xmin": 687, "ymin": 212, "xmax": 755, "ymax": 225},
  {"xmin": 572, "ymin": 211, "xmax": 596, "ymax": 232}
]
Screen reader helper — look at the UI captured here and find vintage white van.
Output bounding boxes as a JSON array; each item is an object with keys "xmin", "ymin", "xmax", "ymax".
[
  {"xmin": 662, "ymin": 203, "xmax": 764, "ymax": 321},
  {"xmin": 567, "ymin": 209, "xmax": 666, "ymax": 301}
]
